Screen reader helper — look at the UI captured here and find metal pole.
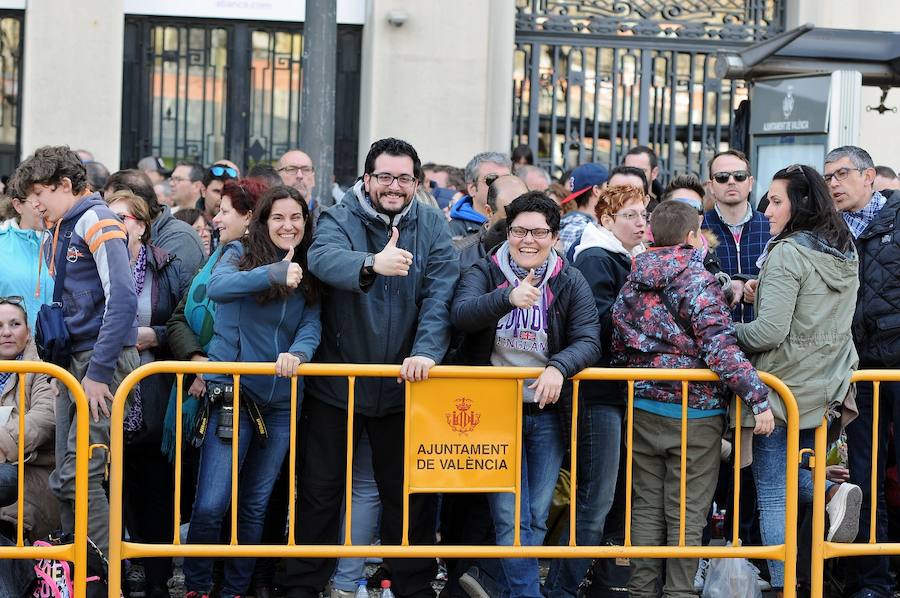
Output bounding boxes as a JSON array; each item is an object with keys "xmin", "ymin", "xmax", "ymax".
[{"xmin": 300, "ymin": 0, "xmax": 337, "ymax": 209}]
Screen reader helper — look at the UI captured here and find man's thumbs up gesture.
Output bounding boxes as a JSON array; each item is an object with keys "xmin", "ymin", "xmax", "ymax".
[
  {"xmin": 509, "ymin": 269, "xmax": 541, "ymax": 308},
  {"xmin": 373, "ymin": 227, "xmax": 414, "ymax": 276},
  {"xmin": 283, "ymin": 246, "xmax": 303, "ymax": 288}
]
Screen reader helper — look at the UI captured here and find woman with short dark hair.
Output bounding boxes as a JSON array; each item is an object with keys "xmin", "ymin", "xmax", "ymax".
[{"xmin": 451, "ymin": 192, "xmax": 600, "ymax": 598}]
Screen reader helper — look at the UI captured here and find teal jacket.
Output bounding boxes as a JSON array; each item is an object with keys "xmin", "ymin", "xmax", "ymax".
[{"xmin": 0, "ymin": 222, "xmax": 54, "ymax": 329}]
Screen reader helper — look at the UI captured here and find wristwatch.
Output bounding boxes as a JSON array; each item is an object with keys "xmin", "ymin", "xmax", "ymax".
[{"xmin": 363, "ymin": 253, "xmax": 376, "ymax": 276}]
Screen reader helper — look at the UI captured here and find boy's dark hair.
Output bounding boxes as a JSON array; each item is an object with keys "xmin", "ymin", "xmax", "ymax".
[
  {"xmin": 364, "ymin": 138, "xmax": 422, "ymax": 181},
  {"xmin": 609, "ymin": 165, "xmax": 649, "ymax": 195},
  {"xmin": 651, "ymin": 200, "xmax": 699, "ymax": 247},
  {"xmin": 105, "ymin": 169, "xmax": 161, "ymax": 219},
  {"xmin": 707, "ymin": 149, "xmax": 750, "ymax": 178},
  {"xmin": 177, "ymin": 161, "xmax": 205, "ymax": 183},
  {"xmin": 13, "ymin": 145, "xmax": 88, "ymax": 197},
  {"xmin": 662, "ymin": 174, "xmax": 705, "ymax": 203},
  {"xmin": 625, "ymin": 145, "xmax": 658, "ymax": 169},
  {"xmin": 505, "ymin": 191, "xmax": 561, "ymax": 233}
]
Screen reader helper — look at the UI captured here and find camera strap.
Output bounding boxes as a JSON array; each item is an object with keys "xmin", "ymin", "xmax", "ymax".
[{"xmin": 243, "ymin": 400, "xmax": 269, "ymax": 444}]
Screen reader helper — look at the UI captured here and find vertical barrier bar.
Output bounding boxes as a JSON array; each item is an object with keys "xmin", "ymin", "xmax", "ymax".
[
  {"xmin": 869, "ymin": 381, "xmax": 880, "ymax": 543},
  {"xmin": 568, "ymin": 380, "xmax": 580, "ymax": 546},
  {"xmin": 514, "ymin": 379, "xmax": 524, "ymax": 547},
  {"xmin": 810, "ymin": 420, "xmax": 828, "ymax": 598},
  {"xmin": 287, "ymin": 375, "xmax": 298, "ymax": 545},
  {"xmin": 731, "ymin": 398, "xmax": 742, "ymax": 544},
  {"xmin": 16, "ymin": 374, "xmax": 26, "ymax": 547},
  {"xmin": 230, "ymin": 374, "xmax": 241, "ymax": 545},
  {"xmin": 401, "ymin": 379, "xmax": 410, "ymax": 546},
  {"xmin": 346, "ymin": 376, "xmax": 357, "ymax": 546},
  {"xmin": 625, "ymin": 380, "xmax": 634, "ymax": 547},
  {"xmin": 173, "ymin": 373, "xmax": 184, "ymax": 545},
  {"xmin": 70, "ymin": 373, "xmax": 89, "ymax": 598},
  {"xmin": 781, "ymin": 377, "xmax": 800, "ymax": 598},
  {"xmin": 679, "ymin": 381, "xmax": 688, "ymax": 546}
]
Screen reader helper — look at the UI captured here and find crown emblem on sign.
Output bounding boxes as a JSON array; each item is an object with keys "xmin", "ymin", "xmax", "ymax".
[{"xmin": 447, "ymin": 396, "xmax": 480, "ymax": 434}]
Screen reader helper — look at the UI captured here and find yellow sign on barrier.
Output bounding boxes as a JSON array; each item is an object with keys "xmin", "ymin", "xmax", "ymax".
[{"xmin": 408, "ymin": 378, "xmax": 519, "ymax": 491}]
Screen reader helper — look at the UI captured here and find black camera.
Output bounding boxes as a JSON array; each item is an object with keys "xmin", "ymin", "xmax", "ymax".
[{"xmin": 216, "ymin": 404, "xmax": 235, "ymax": 441}]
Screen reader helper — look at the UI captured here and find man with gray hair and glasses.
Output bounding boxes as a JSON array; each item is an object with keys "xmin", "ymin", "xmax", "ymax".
[
  {"xmin": 825, "ymin": 145, "xmax": 900, "ymax": 598},
  {"xmin": 448, "ymin": 151, "xmax": 511, "ymax": 240}
]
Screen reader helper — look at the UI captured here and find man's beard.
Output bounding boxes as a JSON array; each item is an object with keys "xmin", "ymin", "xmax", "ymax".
[{"xmin": 371, "ymin": 190, "xmax": 413, "ymax": 217}]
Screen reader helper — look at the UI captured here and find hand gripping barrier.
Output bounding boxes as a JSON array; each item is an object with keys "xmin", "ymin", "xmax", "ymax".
[
  {"xmin": 810, "ymin": 370, "xmax": 900, "ymax": 598},
  {"xmin": 0, "ymin": 359, "xmax": 91, "ymax": 597},
  {"xmin": 107, "ymin": 362, "xmax": 800, "ymax": 597}
]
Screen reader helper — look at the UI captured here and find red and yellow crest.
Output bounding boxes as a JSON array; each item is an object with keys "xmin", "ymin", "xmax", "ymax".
[{"xmin": 446, "ymin": 397, "xmax": 481, "ymax": 434}]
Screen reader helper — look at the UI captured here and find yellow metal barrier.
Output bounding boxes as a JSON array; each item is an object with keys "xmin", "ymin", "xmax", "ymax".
[
  {"xmin": 811, "ymin": 370, "xmax": 900, "ymax": 598},
  {"xmin": 0, "ymin": 360, "xmax": 90, "ymax": 597},
  {"xmin": 108, "ymin": 362, "xmax": 800, "ymax": 597}
]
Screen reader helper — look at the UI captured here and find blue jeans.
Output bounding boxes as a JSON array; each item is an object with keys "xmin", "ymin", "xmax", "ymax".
[
  {"xmin": 487, "ymin": 406, "xmax": 565, "ymax": 598},
  {"xmin": 545, "ymin": 404, "xmax": 623, "ymax": 598},
  {"xmin": 838, "ymin": 381, "xmax": 899, "ymax": 597},
  {"xmin": 184, "ymin": 404, "xmax": 293, "ymax": 597},
  {"xmin": 752, "ymin": 425, "xmax": 832, "ymax": 590},
  {"xmin": 0, "ymin": 463, "xmax": 17, "ymax": 508},
  {"xmin": 332, "ymin": 432, "xmax": 382, "ymax": 591}
]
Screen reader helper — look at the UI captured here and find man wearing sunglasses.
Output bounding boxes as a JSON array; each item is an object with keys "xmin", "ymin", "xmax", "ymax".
[
  {"xmin": 701, "ymin": 149, "xmax": 770, "ymax": 323},
  {"xmin": 448, "ymin": 152, "xmax": 512, "ymax": 241},
  {"xmin": 825, "ymin": 145, "xmax": 900, "ymax": 598}
]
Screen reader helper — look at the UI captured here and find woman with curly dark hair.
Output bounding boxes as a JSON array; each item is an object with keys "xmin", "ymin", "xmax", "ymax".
[{"xmin": 182, "ymin": 185, "xmax": 322, "ymax": 598}]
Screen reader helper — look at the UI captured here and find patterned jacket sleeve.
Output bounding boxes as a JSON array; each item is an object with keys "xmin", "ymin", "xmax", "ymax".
[{"xmin": 689, "ymin": 277, "xmax": 770, "ymax": 414}]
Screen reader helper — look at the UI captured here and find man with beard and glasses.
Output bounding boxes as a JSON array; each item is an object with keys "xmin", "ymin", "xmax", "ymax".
[{"xmin": 281, "ymin": 137, "xmax": 459, "ymax": 598}]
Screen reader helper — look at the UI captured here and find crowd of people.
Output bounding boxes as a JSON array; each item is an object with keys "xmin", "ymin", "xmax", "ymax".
[{"xmin": 0, "ymin": 138, "xmax": 897, "ymax": 598}]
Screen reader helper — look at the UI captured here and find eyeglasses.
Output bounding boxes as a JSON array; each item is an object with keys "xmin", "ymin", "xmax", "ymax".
[
  {"xmin": 508, "ymin": 226, "xmax": 552, "ymax": 239},
  {"xmin": 480, "ymin": 174, "xmax": 500, "ymax": 188},
  {"xmin": 371, "ymin": 172, "xmax": 416, "ymax": 187},
  {"xmin": 712, "ymin": 170, "xmax": 750, "ymax": 184},
  {"xmin": 277, "ymin": 165, "xmax": 315, "ymax": 176},
  {"xmin": 209, "ymin": 165, "xmax": 238, "ymax": 178},
  {"xmin": 114, "ymin": 212, "xmax": 140, "ymax": 224},
  {"xmin": 823, "ymin": 167, "xmax": 864, "ymax": 183},
  {"xmin": 611, "ymin": 209, "xmax": 648, "ymax": 222}
]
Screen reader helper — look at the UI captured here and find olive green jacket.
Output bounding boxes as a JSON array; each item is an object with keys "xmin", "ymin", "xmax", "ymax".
[{"xmin": 736, "ymin": 232, "xmax": 859, "ymax": 430}]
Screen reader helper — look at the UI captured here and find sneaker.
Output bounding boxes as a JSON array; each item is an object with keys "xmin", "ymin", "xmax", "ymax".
[
  {"xmin": 459, "ymin": 567, "xmax": 490, "ymax": 598},
  {"xmin": 693, "ymin": 558, "xmax": 709, "ymax": 593},
  {"xmin": 826, "ymin": 483, "xmax": 863, "ymax": 542}
]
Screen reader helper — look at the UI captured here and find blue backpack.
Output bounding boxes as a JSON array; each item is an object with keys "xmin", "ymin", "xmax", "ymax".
[{"xmin": 35, "ymin": 220, "xmax": 76, "ymax": 369}]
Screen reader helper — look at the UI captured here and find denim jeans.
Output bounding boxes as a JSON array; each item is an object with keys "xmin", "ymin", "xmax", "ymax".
[
  {"xmin": 487, "ymin": 406, "xmax": 565, "ymax": 598},
  {"xmin": 332, "ymin": 431, "xmax": 382, "ymax": 592},
  {"xmin": 0, "ymin": 463, "xmax": 17, "ymax": 508},
  {"xmin": 544, "ymin": 403, "xmax": 623, "ymax": 598},
  {"xmin": 184, "ymin": 404, "xmax": 293, "ymax": 597},
  {"xmin": 838, "ymin": 381, "xmax": 899, "ymax": 597},
  {"xmin": 752, "ymin": 425, "xmax": 832, "ymax": 590}
]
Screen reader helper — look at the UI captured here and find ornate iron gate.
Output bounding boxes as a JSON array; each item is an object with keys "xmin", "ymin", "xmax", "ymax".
[
  {"xmin": 513, "ymin": 0, "xmax": 784, "ymax": 181},
  {"xmin": 121, "ymin": 17, "xmax": 361, "ymax": 185},
  {"xmin": 0, "ymin": 10, "xmax": 23, "ymax": 178}
]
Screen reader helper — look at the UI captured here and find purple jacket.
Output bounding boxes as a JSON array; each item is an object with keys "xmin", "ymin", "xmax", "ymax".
[{"xmin": 611, "ymin": 245, "xmax": 769, "ymax": 414}]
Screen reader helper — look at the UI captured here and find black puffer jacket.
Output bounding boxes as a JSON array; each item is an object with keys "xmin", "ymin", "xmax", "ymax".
[
  {"xmin": 450, "ymin": 249, "xmax": 602, "ymax": 405},
  {"xmin": 853, "ymin": 190, "xmax": 900, "ymax": 367}
]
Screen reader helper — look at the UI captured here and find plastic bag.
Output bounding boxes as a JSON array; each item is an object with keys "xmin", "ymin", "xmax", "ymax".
[{"xmin": 701, "ymin": 554, "xmax": 763, "ymax": 598}]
